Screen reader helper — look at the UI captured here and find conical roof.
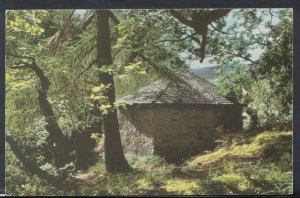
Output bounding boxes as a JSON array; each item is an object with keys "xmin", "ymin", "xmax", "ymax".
[{"xmin": 117, "ymin": 72, "xmax": 233, "ymax": 105}]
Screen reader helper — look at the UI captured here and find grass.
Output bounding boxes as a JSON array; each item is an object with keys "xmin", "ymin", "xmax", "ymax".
[
  {"xmin": 75, "ymin": 155, "xmax": 174, "ymax": 195},
  {"xmin": 6, "ymin": 130, "xmax": 293, "ymax": 196},
  {"xmin": 183, "ymin": 131, "xmax": 292, "ymax": 171},
  {"xmin": 71, "ymin": 130, "xmax": 292, "ymax": 196}
]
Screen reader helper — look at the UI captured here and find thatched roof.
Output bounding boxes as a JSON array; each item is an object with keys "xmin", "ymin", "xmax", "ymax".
[{"xmin": 117, "ymin": 72, "xmax": 234, "ymax": 105}]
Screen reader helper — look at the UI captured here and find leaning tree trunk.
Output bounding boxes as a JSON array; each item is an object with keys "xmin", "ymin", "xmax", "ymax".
[
  {"xmin": 10, "ymin": 59, "xmax": 71, "ymax": 167},
  {"xmin": 94, "ymin": 10, "xmax": 132, "ymax": 173}
]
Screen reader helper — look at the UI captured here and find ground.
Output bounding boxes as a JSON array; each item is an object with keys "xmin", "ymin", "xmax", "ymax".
[
  {"xmin": 5, "ymin": 130, "xmax": 292, "ymax": 195},
  {"xmin": 72, "ymin": 130, "xmax": 292, "ymax": 196}
]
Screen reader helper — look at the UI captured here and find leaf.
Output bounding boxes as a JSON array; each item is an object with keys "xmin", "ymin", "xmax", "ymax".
[
  {"xmin": 99, "ymin": 104, "xmax": 112, "ymax": 115},
  {"xmin": 92, "ymin": 84, "xmax": 106, "ymax": 93},
  {"xmin": 90, "ymin": 95, "xmax": 106, "ymax": 100},
  {"xmin": 124, "ymin": 61, "xmax": 143, "ymax": 72},
  {"xmin": 138, "ymin": 70, "xmax": 147, "ymax": 75},
  {"xmin": 113, "ymin": 101, "xmax": 127, "ymax": 109}
]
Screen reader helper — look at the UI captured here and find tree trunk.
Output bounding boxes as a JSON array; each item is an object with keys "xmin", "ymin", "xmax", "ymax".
[
  {"xmin": 10, "ymin": 60, "xmax": 71, "ymax": 167},
  {"xmin": 94, "ymin": 10, "xmax": 132, "ymax": 173}
]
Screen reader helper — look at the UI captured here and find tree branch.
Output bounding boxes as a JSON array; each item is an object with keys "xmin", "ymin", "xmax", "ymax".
[
  {"xmin": 82, "ymin": 10, "xmax": 119, "ymax": 32},
  {"xmin": 5, "ymin": 133, "xmax": 78, "ymax": 192},
  {"xmin": 201, "ymin": 9, "xmax": 231, "ymax": 24},
  {"xmin": 81, "ymin": 14, "xmax": 95, "ymax": 31},
  {"xmin": 49, "ymin": 10, "xmax": 75, "ymax": 55},
  {"xmin": 58, "ymin": 59, "xmax": 97, "ymax": 91},
  {"xmin": 10, "ymin": 61, "xmax": 51, "ymax": 91},
  {"xmin": 6, "ymin": 52, "xmax": 35, "ymax": 62},
  {"xmin": 210, "ymin": 23, "xmax": 228, "ymax": 35},
  {"xmin": 217, "ymin": 42, "xmax": 256, "ymax": 64},
  {"xmin": 10, "ymin": 59, "xmax": 71, "ymax": 167},
  {"xmin": 169, "ymin": 10, "xmax": 193, "ymax": 27},
  {"xmin": 225, "ymin": 51, "xmax": 256, "ymax": 64},
  {"xmin": 108, "ymin": 10, "xmax": 120, "ymax": 25},
  {"xmin": 190, "ymin": 35, "xmax": 200, "ymax": 44},
  {"xmin": 153, "ymin": 33, "xmax": 197, "ymax": 45},
  {"xmin": 136, "ymin": 53, "xmax": 185, "ymax": 84},
  {"xmin": 170, "ymin": 9, "xmax": 231, "ymax": 63}
]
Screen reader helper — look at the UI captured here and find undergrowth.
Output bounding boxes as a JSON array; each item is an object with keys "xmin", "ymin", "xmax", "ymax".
[{"xmin": 6, "ymin": 130, "xmax": 293, "ymax": 196}]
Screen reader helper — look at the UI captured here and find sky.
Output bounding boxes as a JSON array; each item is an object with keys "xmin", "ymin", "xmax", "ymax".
[{"xmin": 188, "ymin": 48, "xmax": 264, "ymax": 69}]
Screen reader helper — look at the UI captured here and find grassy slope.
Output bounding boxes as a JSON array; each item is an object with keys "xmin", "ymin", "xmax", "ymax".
[{"xmin": 74, "ymin": 130, "xmax": 292, "ymax": 196}]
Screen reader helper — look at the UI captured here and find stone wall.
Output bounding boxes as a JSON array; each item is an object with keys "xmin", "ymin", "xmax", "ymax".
[
  {"xmin": 118, "ymin": 106, "xmax": 155, "ymax": 156},
  {"xmin": 118, "ymin": 104, "xmax": 242, "ymax": 162}
]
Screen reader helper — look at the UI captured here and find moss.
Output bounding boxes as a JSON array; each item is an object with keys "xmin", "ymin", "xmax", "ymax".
[
  {"xmin": 163, "ymin": 178, "xmax": 200, "ymax": 194},
  {"xmin": 73, "ymin": 131, "xmax": 292, "ymax": 196},
  {"xmin": 186, "ymin": 131, "xmax": 292, "ymax": 170},
  {"xmin": 136, "ymin": 178, "xmax": 153, "ymax": 189},
  {"xmin": 212, "ymin": 173, "xmax": 251, "ymax": 192}
]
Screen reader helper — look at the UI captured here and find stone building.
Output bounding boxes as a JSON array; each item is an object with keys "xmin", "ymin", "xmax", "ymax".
[{"xmin": 117, "ymin": 72, "xmax": 243, "ymax": 162}]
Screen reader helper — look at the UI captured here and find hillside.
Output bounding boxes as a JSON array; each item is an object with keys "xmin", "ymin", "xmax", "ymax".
[
  {"xmin": 191, "ymin": 64, "xmax": 248, "ymax": 80},
  {"xmin": 72, "ymin": 130, "xmax": 292, "ymax": 196},
  {"xmin": 191, "ymin": 66, "xmax": 219, "ymax": 80}
]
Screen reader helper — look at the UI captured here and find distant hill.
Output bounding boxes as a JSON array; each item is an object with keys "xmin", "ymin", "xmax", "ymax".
[
  {"xmin": 191, "ymin": 66, "xmax": 219, "ymax": 80},
  {"xmin": 191, "ymin": 64, "xmax": 247, "ymax": 80}
]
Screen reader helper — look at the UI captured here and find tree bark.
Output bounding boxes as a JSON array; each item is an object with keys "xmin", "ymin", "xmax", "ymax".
[
  {"xmin": 9, "ymin": 59, "xmax": 71, "ymax": 167},
  {"xmin": 94, "ymin": 10, "xmax": 132, "ymax": 173}
]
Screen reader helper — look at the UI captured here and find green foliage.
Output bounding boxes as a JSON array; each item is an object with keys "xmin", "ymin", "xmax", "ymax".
[
  {"xmin": 5, "ymin": 9, "xmax": 293, "ymax": 196},
  {"xmin": 210, "ymin": 9, "xmax": 292, "ymax": 128},
  {"xmin": 6, "ymin": 130, "xmax": 292, "ymax": 195},
  {"xmin": 184, "ymin": 131, "xmax": 292, "ymax": 195},
  {"xmin": 115, "ymin": 69, "xmax": 160, "ymax": 99},
  {"xmin": 77, "ymin": 130, "xmax": 292, "ymax": 195},
  {"xmin": 213, "ymin": 62, "xmax": 253, "ymax": 104},
  {"xmin": 211, "ymin": 173, "xmax": 251, "ymax": 193},
  {"xmin": 255, "ymin": 14, "xmax": 292, "ymax": 116},
  {"xmin": 113, "ymin": 10, "xmax": 190, "ymax": 83},
  {"xmin": 5, "ymin": 144, "xmax": 65, "ymax": 196},
  {"xmin": 76, "ymin": 155, "xmax": 172, "ymax": 195},
  {"xmin": 199, "ymin": 159, "xmax": 292, "ymax": 195}
]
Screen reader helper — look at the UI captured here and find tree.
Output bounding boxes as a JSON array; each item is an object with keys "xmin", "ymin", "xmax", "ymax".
[
  {"xmin": 5, "ymin": 9, "xmax": 293, "ymax": 194},
  {"xmin": 94, "ymin": 10, "xmax": 132, "ymax": 173},
  {"xmin": 255, "ymin": 12, "xmax": 292, "ymax": 116},
  {"xmin": 6, "ymin": 10, "xmax": 99, "ymax": 172},
  {"xmin": 6, "ymin": 10, "xmax": 73, "ymax": 167},
  {"xmin": 205, "ymin": 9, "xmax": 292, "ymax": 128},
  {"xmin": 169, "ymin": 9, "xmax": 231, "ymax": 62}
]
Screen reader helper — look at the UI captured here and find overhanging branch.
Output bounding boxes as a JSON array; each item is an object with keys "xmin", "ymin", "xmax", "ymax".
[
  {"xmin": 81, "ymin": 14, "xmax": 95, "ymax": 31},
  {"xmin": 108, "ymin": 10, "xmax": 120, "ymax": 25},
  {"xmin": 169, "ymin": 10, "xmax": 193, "ymax": 27},
  {"xmin": 169, "ymin": 9, "xmax": 231, "ymax": 63}
]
